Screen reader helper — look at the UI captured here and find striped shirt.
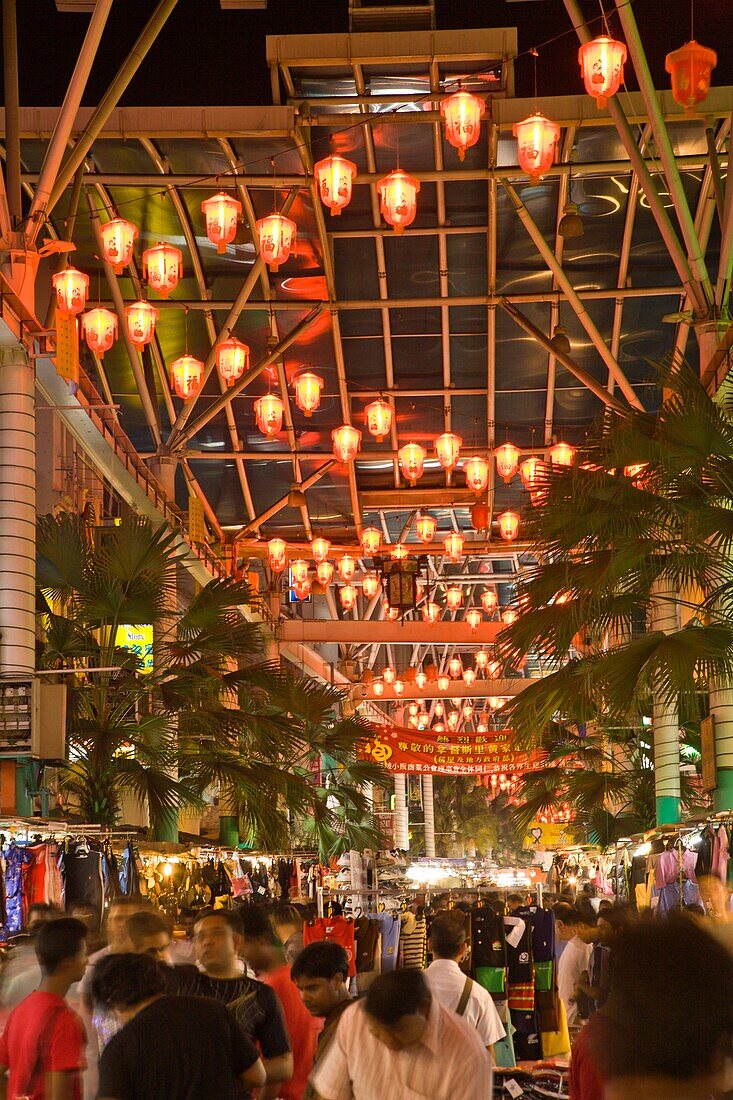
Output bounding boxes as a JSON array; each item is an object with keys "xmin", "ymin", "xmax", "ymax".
[{"xmin": 309, "ymin": 997, "xmax": 492, "ymax": 1100}]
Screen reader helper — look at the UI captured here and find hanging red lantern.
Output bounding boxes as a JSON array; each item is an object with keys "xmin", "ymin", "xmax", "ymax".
[
  {"xmin": 383, "ymin": 665, "xmax": 396, "ymax": 684},
  {"xmin": 520, "ymin": 455, "xmax": 543, "ymax": 490},
  {"xmin": 471, "ymin": 501, "xmax": 489, "ymax": 532},
  {"xmin": 332, "ymin": 424, "xmax": 362, "ymax": 462},
  {"xmin": 254, "ymin": 393, "xmax": 284, "ymax": 438},
  {"xmin": 170, "ymin": 354, "xmax": 204, "ymax": 400},
  {"xmin": 293, "ymin": 371, "xmax": 324, "ymax": 417},
  {"xmin": 399, "ymin": 442, "xmax": 426, "ymax": 485},
  {"xmin": 384, "ymin": 604, "xmax": 401, "ymax": 622},
  {"xmin": 81, "ymin": 308, "xmax": 117, "ymax": 358},
  {"xmin": 437, "ymin": 674, "xmax": 451, "ymax": 692},
  {"xmin": 377, "ymin": 169, "xmax": 420, "ymax": 233},
  {"xmin": 372, "ymin": 680, "xmax": 385, "ymax": 696},
  {"xmin": 495, "ymin": 441, "xmax": 520, "ymax": 482},
  {"xmin": 361, "ymin": 526, "xmax": 382, "ymax": 556},
  {"xmin": 362, "ymin": 669, "xmax": 374, "ymax": 685},
  {"xmin": 100, "ymin": 217, "xmax": 138, "ymax": 274},
  {"xmin": 293, "ymin": 579, "xmax": 311, "ymax": 601},
  {"xmin": 316, "ymin": 561, "xmax": 334, "ymax": 586},
  {"xmin": 267, "ymin": 538, "xmax": 287, "ymax": 573},
  {"xmin": 448, "ymin": 657, "xmax": 463, "ymax": 679},
  {"xmin": 463, "ymin": 664, "xmax": 478, "ymax": 684},
  {"xmin": 125, "ymin": 300, "xmax": 159, "ymax": 347},
  {"xmin": 487, "ymin": 659, "xmax": 501, "ymax": 678},
  {"xmin": 142, "ymin": 242, "xmax": 183, "ymax": 297},
  {"xmin": 393, "ymin": 679, "xmax": 405, "ymax": 696},
  {"xmin": 435, "ymin": 432, "xmax": 462, "ymax": 470},
  {"xmin": 447, "ymin": 710, "xmax": 460, "ymax": 731},
  {"xmin": 201, "ymin": 192, "xmax": 242, "ymax": 254},
  {"xmin": 464, "ymin": 455, "xmax": 489, "ymax": 495},
  {"xmin": 256, "ymin": 212, "xmax": 297, "ymax": 271},
  {"xmin": 311, "ymin": 537, "xmax": 330, "ymax": 563},
  {"xmin": 291, "ymin": 559, "xmax": 309, "ymax": 585},
  {"xmin": 339, "ymin": 584, "xmax": 358, "ymax": 611},
  {"xmin": 465, "ymin": 609, "xmax": 483, "ymax": 632},
  {"xmin": 498, "ymin": 510, "xmax": 520, "ymax": 542},
  {"xmin": 578, "ymin": 35, "xmax": 628, "ymax": 108},
  {"xmin": 445, "ymin": 586, "xmax": 463, "ymax": 611},
  {"xmin": 550, "ymin": 440, "xmax": 575, "ymax": 467},
  {"xmin": 362, "ymin": 572, "xmax": 381, "ymax": 599},
  {"xmin": 463, "ymin": 704, "xmax": 474, "ymax": 720},
  {"xmin": 365, "ymin": 398, "xmax": 393, "ymax": 442},
  {"xmin": 502, "ymin": 607, "xmax": 518, "ymax": 625},
  {"xmin": 338, "ymin": 554, "xmax": 356, "ymax": 582},
  {"xmin": 408, "ymin": 702, "xmax": 420, "ymax": 718},
  {"xmin": 424, "ymin": 663, "xmax": 438, "ymax": 682},
  {"xmin": 216, "ymin": 337, "xmax": 250, "ymax": 388},
  {"xmin": 423, "ymin": 601, "xmax": 441, "ymax": 625},
  {"xmin": 513, "ymin": 112, "xmax": 560, "ymax": 184},
  {"xmin": 314, "ymin": 154, "xmax": 357, "ymax": 216},
  {"xmin": 481, "ymin": 589, "xmax": 498, "ymax": 613},
  {"xmin": 625, "ymin": 462, "xmax": 648, "ymax": 481},
  {"xmin": 415, "ymin": 670, "xmax": 427, "ymax": 689},
  {"xmin": 477, "ymin": 721, "xmax": 487, "ymax": 733},
  {"xmin": 444, "ymin": 533, "xmax": 464, "ymax": 561},
  {"xmin": 52, "ymin": 266, "xmax": 89, "ymax": 316},
  {"xmin": 415, "ymin": 514, "xmax": 437, "ymax": 543},
  {"xmin": 475, "ymin": 649, "xmax": 489, "ymax": 670},
  {"xmin": 666, "ymin": 41, "xmax": 717, "ymax": 115},
  {"xmin": 440, "ymin": 90, "xmax": 485, "ymax": 161}
]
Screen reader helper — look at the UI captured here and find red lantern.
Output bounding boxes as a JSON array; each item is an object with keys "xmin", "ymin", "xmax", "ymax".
[
  {"xmin": 393, "ymin": 679, "xmax": 405, "ymax": 696},
  {"xmin": 448, "ymin": 657, "xmax": 463, "ymax": 679},
  {"xmin": 487, "ymin": 659, "xmax": 501, "ymax": 678},
  {"xmin": 550, "ymin": 441, "xmax": 575, "ymax": 467},
  {"xmin": 383, "ymin": 665, "xmax": 396, "ymax": 684},
  {"xmin": 384, "ymin": 604, "xmax": 400, "ymax": 622},
  {"xmin": 391, "ymin": 543, "xmax": 408, "ymax": 560},
  {"xmin": 408, "ymin": 702, "xmax": 420, "ymax": 718},
  {"xmin": 254, "ymin": 393, "xmax": 284, "ymax": 438},
  {"xmin": 373, "ymin": 680, "xmax": 385, "ymax": 696},
  {"xmin": 216, "ymin": 337, "xmax": 250, "ymax": 388},
  {"xmin": 495, "ymin": 442, "xmax": 520, "ymax": 482},
  {"xmin": 293, "ymin": 578, "xmax": 311, "ymax": 601},
  {"xmin": 362, "ymin": 572, "xmax": 381, "ymax": 599},
  {"xmin": 293, "ymin": 371, "xmax": 323, "ymax": 417},
  {"xmin": 502, "ymin": 607, "xmax": 518, "ymax": 625},
  {"xmin": 361, "ymin": 527, "xmax": 382, "ymax": 556},
  {"xmin": 464, "ymin": 455, "xmax": 489, "ymax": 495},
  {"xmin": 625, "ymin": 463, "xmax": 648, "ymax": 481},
  {"xmin": 415, "ymin": 670, "xmax": 427, "ymax": 689},
  {"xmin": 513, "ymin": 112, "xmax": 560, "ymax": 184},
  {"xmin": 201, "ymin": 192, "xmax": 241, "ymax": 254},
  {"xmin": 377, "ymin": 169, "xmax": 420, "ymax": 233},
  {"xmin": 415, "ymin": 514, "xmax": 437, "ymax": 543},
  {"xmin": 399, "ymin": 442, "xmax": 426, "ymax": 485},
  {"xmin": 268, "ymin": 538, "xmax": 287, "ymax": 573},
  {"xmin": 81, "ymin": 308, "xmax": 117, "ymax": 357},
  {"xmin": 666, "ymin": 41, "xmax": 717, "ymax": 115},
  {"xmin": 444, "ymin": 533, "xmax": 464, "ymax": 561},
  {"xmin": 365, "ymin": 398, "xmax": 393, "ymax": 442},
  {"xmin": 332, "ymin": 424, "xmax": 362, "ymax": 462},
  {"xmin": 463, "ymin": 664, "xmax": 478, "ymax": 683},
  {"xmin": 481, "ymin": 589, "xmax": 498, "ymax": 613},
  {"xmin": 316, "ymin": 561, "xmax": 334, "ymax": 586},
  {"xmin": 437, "ymin": 675, "xmax": 450, "ymax": 692},
  {"xmin": 445, "ymin": 586, "xmax": 463, "ymax": 611},
  {"xmin": 52, "ymin": 267, "xmax": 89, "ymax": 316},
  {"xmin": 520, "ymin": 455, "xmax": 544, "ymax": 490},
  {"xmin": 471, "ymin": 502, "xmax": 489, "ymax": 532},
  {"xmin": 579, "ymin": 35, "xmax": 627, "ymax": 108},
  {"xmin": 447, "ymin": 710, "xmax": 460, "ymax": 731},
  {"xmin": 142, "ymin": 242, "xmax": 183, "ymax": 297},
  {"xmin": 424, "ymin": 663, "xmax": 438, "ymax": 682},
  {"xmin": 423, "ymin": 601, "xmax": 441, "ymax": 624},
  {"xmin": 465, "ymin": 609, "xmax": 483, "ymax": 632},
  {"xmin": 435, "ymin": 432, "xmax": 462, "ymax": 470},
  {"xmin": 311, "ymin": 537, "xmax": 330, "ymax": 563},
  {"xmin": 338, "ymin": 555, "xmax": 356, "ymax": 582},
  {"xmin": 256, "ymin": 212, "xmax": 297, "ymax": 271},
  {"xmin": 498, "ymin": 510, "xmax": 520, "ymax": 542},
  {"xmin": 291, "ymin": 559, "xmax": 309, "ymax": 585},
  {"xmin": 339, "ymin": 584, "xmax": 358, "ymax": 611},
  {"xmin": 100, "ymin": 217, "xmax": 138, "ymax": 274},
  {"xmin": 125, "ymin": 300, "xmax": 159, "ymax": 347},
  {"xmin": 314, "ymin": 154, "xmax": 357, "ymax": 216},
  {"xmin": 475, "ymin": 649, "xmax": 489, "ymax": 670},
  {"xmin": 170, "ymin": 354, "xmax": 204, "ymax": 400},
  {"xmin": 462, "ymin": 703, "xmax": 474, "ymax": 718},
  {"xmin": 440, "ymin": 91, "xmax": 485, "ymax": 161}
]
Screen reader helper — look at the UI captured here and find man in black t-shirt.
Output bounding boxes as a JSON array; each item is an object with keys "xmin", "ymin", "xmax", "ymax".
[{"xmin": 92, "ymin": 952, "xmax": 265, "ymax": 1100}]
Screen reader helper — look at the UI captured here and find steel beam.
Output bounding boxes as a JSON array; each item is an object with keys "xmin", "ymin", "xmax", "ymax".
[
  {"xmin": 1, "ymin": 0, "xmax": 21, "ymax": 226},
  {"xmin": 233, "ymin": 460, "xmax": 337, "ymax": 541},
  {"xmin": 279, "ymin": 619, "xmax": 505, "ymax": 644}
]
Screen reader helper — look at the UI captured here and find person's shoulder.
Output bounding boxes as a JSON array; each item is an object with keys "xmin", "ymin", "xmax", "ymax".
[{"xmin": 434, "ymin": 998, "xmax": 489, "ymax": 1055}]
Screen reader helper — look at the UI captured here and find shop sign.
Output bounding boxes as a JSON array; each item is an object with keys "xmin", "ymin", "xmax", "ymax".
[
  {"xmin": 359, "ymin": 724, "xmax": 543, "ymax": 775},
  {"xmin": 523, "ymin": 820, "xmax": 578, "ymax": 850},
  {"xmin": 115, "ymin": 624, "xmax": 154, "ymax": 674}
]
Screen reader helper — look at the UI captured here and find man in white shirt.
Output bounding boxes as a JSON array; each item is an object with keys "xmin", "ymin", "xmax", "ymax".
[
  {"xmin": 554, "ymin": 903, "xmax": 592, "ymax": 1027},
  {"xmin": 309, "ymin": 969, "xmax": 491, "ymax": 1100},
  {"xmin": 424, "ymin": 911, "xmax": 505, "ymax": 1059}
]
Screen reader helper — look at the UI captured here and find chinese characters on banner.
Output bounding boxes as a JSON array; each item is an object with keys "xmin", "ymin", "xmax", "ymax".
[{"xmin": 359, "ymin": 724, "xmax": 543, "ymax": 775}]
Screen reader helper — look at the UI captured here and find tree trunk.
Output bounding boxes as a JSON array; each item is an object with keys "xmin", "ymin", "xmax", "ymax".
[{"xmin": 649, "ymin": 578, "xmax": 681, "ymax": 824}]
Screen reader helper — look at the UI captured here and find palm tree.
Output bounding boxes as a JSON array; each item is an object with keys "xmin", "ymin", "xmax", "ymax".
[
  {"xmin": 432, "ymin": 777, "xmax": 526, "ymax": 860},
  {"xmin": 37, "ymin": 513, "xmax": 384, "ymax": 856},
  {"xmin": 499, "ymin": 361, "xmax": 733, "ymax": 823}
]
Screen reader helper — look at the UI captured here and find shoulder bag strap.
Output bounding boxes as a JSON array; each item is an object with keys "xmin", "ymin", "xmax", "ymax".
[{"xmin": 456, "ymin": 976, "xmax": 473, "ymax": 1017}]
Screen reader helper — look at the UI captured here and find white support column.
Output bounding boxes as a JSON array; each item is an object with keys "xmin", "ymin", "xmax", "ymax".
[
  {"xmin": 709, "ymin": 681, "xmax": 733, "ymax": 812},
  {"xmin": 649, "ymin": 579, "xmax": 681, "ymax": 824},
  {"xmin": 393, "ymin": 773, "xmax": 409, "ymax": 851},
  {"xmin": 423, "ymin": 774, "xmax": 436, "ymax": 858}
]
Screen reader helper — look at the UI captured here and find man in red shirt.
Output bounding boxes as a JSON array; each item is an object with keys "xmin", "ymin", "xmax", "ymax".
[{"xmin": 0, "ymin": 917, "xmax": 88, "ymax": 1100}]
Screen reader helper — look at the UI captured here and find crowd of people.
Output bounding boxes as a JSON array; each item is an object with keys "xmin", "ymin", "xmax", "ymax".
[{"xmin": 0, "ymin": 877, "xmax": 730, "ymax": 1099}]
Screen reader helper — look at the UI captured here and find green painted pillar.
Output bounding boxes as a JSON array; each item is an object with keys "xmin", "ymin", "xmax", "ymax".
[
  {"xmin": 15, "ymin": 760, "xmax": 33, "ymax": 817},
  {"xmin": 709, "ymin": 683, "xmax": 733, "ymax": 813}
]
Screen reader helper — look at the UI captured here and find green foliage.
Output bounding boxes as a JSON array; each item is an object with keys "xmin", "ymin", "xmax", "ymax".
[{"xmin": 432, "ymin": 776, "xmax": 526, "ymax": 861}]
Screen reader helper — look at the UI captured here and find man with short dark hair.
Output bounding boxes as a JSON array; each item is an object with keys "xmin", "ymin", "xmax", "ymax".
[
  {"xmin": 93, "ymin": 952, "xmax": 265, "ymax": 1100},
  {"xmin": 554, "ymin": 904, "xmax": 592, "ymax": 1027},
  {"xmin": 309, "ymin": 968, "xmax": 491, "ymax": 1100},
  {"xmin": 292, "ymin": 941, "xmax": 352, "ymax": 1098},
  {"xmin": 0, "ymin": 917, "xmax": 88, "ymax": 1100},
  {"xmin": 126, "ymin": 911, "xmax": 173, "ymax": 964},
  {"xmin": 0, "ymin": 902, "xmax": 62, "ymax": 1008}
]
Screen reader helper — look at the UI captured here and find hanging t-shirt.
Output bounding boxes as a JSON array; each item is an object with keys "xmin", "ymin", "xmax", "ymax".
[
  {"xmin": 303, "ymin": 917, "xmax": 356, "ymax": 977},
  {"xmin": 354, "ymin": 916, "xmax": 381, "ymax": 973},
  {"xmin": 399, "ymin": 912, "xmax": 426, "ymax": 969},
  {"xmin": 370, "ymin": 912, "xmax": 401, "ymax": 972}
]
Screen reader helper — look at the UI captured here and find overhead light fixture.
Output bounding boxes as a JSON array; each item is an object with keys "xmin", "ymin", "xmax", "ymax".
[
  {"xmin": 559, "ymin": 200, "xmax": 584, "ymax": 239},
  {"xmin": 551, "ymin": 325, "xmax": 571, "ymax": 356},
  {"xmin": 288, "ymin": 484, "xmax": 307, "ymax": 509}
]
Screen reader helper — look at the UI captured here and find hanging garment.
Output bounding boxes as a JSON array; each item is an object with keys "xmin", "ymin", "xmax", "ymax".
[
  {"xmin": 655, "ymin": 848, "xmax": 697, "ymax": 888},
  {"xmin": 370, "ymin": 911, "xmax": 401, "ymax": 973},
  {"xmin": 303, "ymin": 916, "xmax": 356, "ymax": 976},
  {"xmin": 712, "ymin": 826, "xmax": 730, "ymax": 882},
  {"xmin": 516, "ymin": 905, "xmax": 555, "ymax": 963},
  {"xmin": 505, "ymin": 916, "xmax": 533, "ymax": 984},
  {"xmin": 354, "ymin": 916, "xmax": 381, "ymax": 973},
  {"xmin": 399, "ymin": 912, "xmax": 426, "ymax": 969},
  {"xmin": 64, "ymin": 840, "xmax": 105, "ymax": 927},
  {"xmin": 470, "ymin": 906, "xmax": 506, "ymax": 968},
  {"xmin": 4, "ymin": 845, "xmax": 34, "ymax": 933}
]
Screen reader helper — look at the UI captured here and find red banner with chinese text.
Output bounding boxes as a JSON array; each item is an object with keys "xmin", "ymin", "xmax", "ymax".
[{"xmin": 359, "ymin": 724, "xmax": 544, "ymax": 775}]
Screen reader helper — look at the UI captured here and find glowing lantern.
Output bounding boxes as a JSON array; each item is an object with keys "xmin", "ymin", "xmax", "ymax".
[
  {"xmin": 256, "ymin": 212, "xmax": 297, "ymax": 272},
  {"xmin": 495, "ymin": 442, "xmax": 520, "ymax": 483},
  {"xmin": 338, "ymin": 555, "xmax": 356, "ymax": 582},
  {"xmin": 339, "ymin": 584, "xmax": 358, "ymax": 611},
  {"xmin": 625, "ymin": 463, "xmax": 648, "ymax": 481},
  {"xmin": 293, "ymin": 579, "xmax": 311, "ymax": 601},
  {"xmin": 362, "ymin": 573, "xmax": 381, "ymax": 599},
  {"xmin": 475, "ymin": 649, "xmax": 489, "ymax": 670},
  {"xmin": 268, "ymin": 538, "xmax": 287, "ymax": 573},
  {"xmin": 377, "ymin": 169, "xmax": 420, "ymax": 233},
  {"xmin": 216, "ymin": 337, "xmax": 250, "ymax": 388},
  {"xmin": 435, "ymin": 703, "xmax": 445, "ymax": 718},
  {"xmin": 418, "ymin": 713, "xmax": 429, "ymax": 729},
  {"xmin": 254, "ymin": 393, "xmax": 284, "ymax": 438},
  {"xmin": 142, "ymin": 242, "xmax": 183, "ymax": 297},
  {"xmin": 502, "ymin": 607, "xmax": 518, "ymax": 625},
  {"xmin": 361, "ymin": 527, "xmax": 382, "ymax": 556},
  {"xmin": 291, "ymin": 559, "xmax": 309, "ymax": 585},
  {"xmin": 100, "ymin": 217, "xmax": 138, "ymax": 273},
  {"xmin": 201, "ymin": 192, "xmax": 241, "ymax": 254},
  {"xmin": 520, "ymin": 456, "xmax": 543, "ymax": 490},
  {"xmin": 125, "ymin": 300, "xmax": 159, "ymax": 347},
  {"xmin": 434, "ymin": 722, "xmax": 445, "ymax": 732},
  {"xmin": 445, "ymin": 586, "xmax": 463, "ymax": 611},
  {"xmin": 408, "ymin": 702, "xmax": 420, "ymax": 718},
  {"xmin": 364, "ymin": 398, "xmax": 393, "ymax": 443},
  {"xmin": 373, "ymin": 680, "xmax": 385, "ymax": 696},
  {"xmin": 435, "ymin": 432, "xmax": 462, "ymax": 470},
  {"xmin": 498, "ymin": 510, "xmax": 520, "ymax": 542},
  {"xmin": 293, "ymin": 371, "xmax": 323, "ymax": 417},
  {"xmin": 666, "ymin": 41, "xmax": 717, "ymax": 115},
  {"xmin": 311, "ymin": 537, "xmax": 330, "ymax": 563},
  {"xmin": 463, "ymin": 705, "xmax": 474, "ymax": 720},
  {"xmin": 481, "ymin": 589, "xmax": 498, "ymax": 613},
  {"xmin": 447, "ymin": 711, "xmax": 460, "ymax": 731},
  {"xmin": 464, "ymin": 455, "xmax": 489, "ymax": 495},
  {"xmin": 314, "ymin": 154, "xmax": 357, "ymax": 215},
  {"xmin": 477, "ymin": 721, "xmax": 487, "ymax": 733},
  {"xmin": 487, "ymin": 659, "xmax": 501, "ymax": 678},
  {"xmin": 488, "ymin": 696, "xmax": 504, "ymax": 709},
  {"xmin": 415, "ymin": 514, "xmax": 437, "ymax": 543},
  {"xmin": 424, "ymin": 663, "xmax": 438, "ymax": 682},
  {"xmin": 415, "ymin": 670, "xmax": 427, "ymax": 689},
  {"xmin": 471, "ymin": 502, "xmax": 489, "ymax": 532},
  {"xmin": 391, "ymin": 543, "xmax": 408, "ymax": 560},
  {"xmin": 550, "ymin": 440, "xmax": 575, "ymax": 467},
  {"xmin": 170, "ymin": 354, "xmax": 204, "ymax": 400},
  {"xmin": 52, "ymin": 267, "xmax": 89, "ymax": 315},
  {"xmin": 332, "ymin": 424, "xmax": 362, "ymax": 463},
  {"xmin": 437, "ymin": 675, "xmax": 450, "ymax": 692},
  {"xmin": 316, "ymin": 561, "xmax": 334, "ymax": 586},
  {"xmin": 385, "ymin": 604, "xmax": 401, "ymax": 622},
  {"xmin": 423, "ymin": 601, "xmax": 441, "ymax": 625},
  {"xmin": 448, "ymin": 657, "xmax": 463, "ymax": 679},
  {"xmin": 440, "ymin": 90, "xmax": 485, "ymax": 161},
  {"xmin": 399, "ymin": 442, "xmax": 426, "ymax": 485},
  {"xmin": 393, "ymin": 679, "xmax": 405, "ymax": 696},
  {"xmin": 444, "ymin": 533, "xmax": 464, "ymax": 561},
  {"xmin": 81, "ymin": 308, "xmax": 117, "ymax": 357},
  {"xmin": 513, "ymin": 113, "xmax": 560, "ymax": 184},
  {"xmin": 579, "ymin": 35, "xmax": 627, "ymax": 108},
  {"xmin": 465, "ymin": 609, "xmax": 483, "ymax": 632}
]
